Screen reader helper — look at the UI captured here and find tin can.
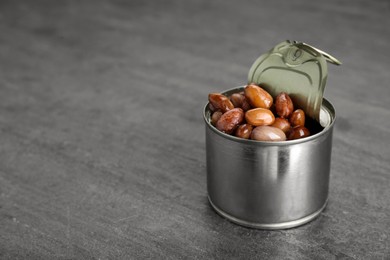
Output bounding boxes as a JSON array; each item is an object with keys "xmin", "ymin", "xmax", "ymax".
[{"xmin": 204, "ymin": 87, "xmax": 336, "ymax": 229}]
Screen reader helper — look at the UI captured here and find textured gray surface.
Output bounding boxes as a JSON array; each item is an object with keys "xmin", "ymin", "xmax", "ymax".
[{"xmin": 0, "ymin": 0, "xmax": 389, "ymax": 259}]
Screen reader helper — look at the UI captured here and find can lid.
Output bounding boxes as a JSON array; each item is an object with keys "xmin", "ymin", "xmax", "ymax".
[{"xmin": 248, "ymin": 40, "xmax": 341, "ymax": 121}]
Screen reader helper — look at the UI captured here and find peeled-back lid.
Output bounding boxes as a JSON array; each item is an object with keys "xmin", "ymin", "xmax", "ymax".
[{"xmin": 248, "ymin": 40, "xmax": 341, "ymax": 121}]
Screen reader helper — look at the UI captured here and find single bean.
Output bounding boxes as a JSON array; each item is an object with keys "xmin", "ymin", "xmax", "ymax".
[
  {"xmin": 216, "ymin": 108, "xmax": 244, "ymax": 134},
  {"xmin": 245, "ymin": 108, "xmax": 275, "ymax": 126},
  {"xmin": 288, "ymin": 125, "xmax": 310, "ymax": 140},
  {"xmin": 244, "ymin": 84, "xmax": 273, "ymax": 109},
  {"xmin": 230, "ymin": 93, "xmax": 245, "ymax": 108},
  {"xmin": 275, "ymin": 92, "xmax": 294, "ymax": 118},
  {"xmin": 251, "ymin": 126, "xmax": 286, "ymax": 141},
  {"xmin": 211, "ymin": 111, "xmax": 223, "ymax": 126},
  {"xmin": 235, "ymin": 124, "xmax": 253, "ymax": 139},
  {"xmin": 208, "ymin": 93, "xmax": 234, "ymax": 113},
  {"xmin": 289, "ymin": 109, "xmax": 305, "ymax": 127}
]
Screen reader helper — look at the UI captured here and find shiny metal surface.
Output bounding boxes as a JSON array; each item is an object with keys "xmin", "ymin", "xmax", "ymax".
[
  {"xmin": 292, "ymin": 41, "xmax": 342, "ymax": 65},
  {"xmin": 204, "ymin": 87, "xmax": 336, "ymax": 229},
  {"xmin": 248, "ymin": 40, "xmax": 340, "ymax": 122},
  {"xmin": 208, "ymin": 196, "xmax": 328, "ymax": 230}
]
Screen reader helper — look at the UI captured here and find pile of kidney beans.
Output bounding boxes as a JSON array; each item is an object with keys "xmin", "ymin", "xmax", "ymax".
[{"xmin": 208, "ymin": 84, "xmax": 311, "ymax": 141}]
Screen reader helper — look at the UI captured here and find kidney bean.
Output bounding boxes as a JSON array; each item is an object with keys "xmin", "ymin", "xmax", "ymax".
[
  {"xmin": 245, "ymin": 108, "xmax": 275, "ymax": 126},
  {"xmin": 290, "ymin": 109, "xmax": 305, "ymax": 127},
  {"xmin": 287, "ymin": 125, "xmax": 310, "ymax": 140},
  {"xmin": 244, "ymin": 84, "xmax": 273, "ymax": 109},
  {"xmin": 230, "ymin": 93, "xmax": 245, "ymax": 108},
  {"xmin": 235, "ymin": 124, "xmax": 253, "ymax": 139},
  {"xmin": 275, "ymin": 92, "xmax": 294, "ymax": 118},
  {"xmin": 208, "ymin": 93, "xmax": 234, "ymax": 113},
  {"xmin": 216, "ymin": 108, "xmax": 244, "ymax": 134},
  {"xmin": 251, "ymin": 126, "xmax": 287, "ymax": 141},
  {"xmin": 211, "ymin": 111, "xmax": 223, "ymax": 126}
]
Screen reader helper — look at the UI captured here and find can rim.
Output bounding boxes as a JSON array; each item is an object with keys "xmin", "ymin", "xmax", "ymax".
[{"xmin": 203, "ymin": 86, "xmax": 336, "ymax": 146}]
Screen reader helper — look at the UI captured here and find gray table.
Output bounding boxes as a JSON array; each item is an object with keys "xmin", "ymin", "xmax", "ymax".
[{"xmin": 1, "ymin": 0, "xmax": 389, "ymax": 259}]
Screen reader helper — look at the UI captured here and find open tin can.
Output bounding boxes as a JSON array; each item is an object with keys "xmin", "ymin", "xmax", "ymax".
[
  {"xmin": 204, "ymin": 41, "xmax": 339, "ymax": 229},
  {"xmin": 204, "ymin": 88, "xmax": 335, "ymax": 229}
]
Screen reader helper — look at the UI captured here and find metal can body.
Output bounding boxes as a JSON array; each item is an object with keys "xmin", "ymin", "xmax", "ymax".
[{"xmin": 204, "ymin": 87, "xmax": 336, "ymax": 229}]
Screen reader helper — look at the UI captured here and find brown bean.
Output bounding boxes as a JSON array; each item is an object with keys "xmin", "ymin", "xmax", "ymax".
[
  {"xmin": 275, "ymin": 92, "xmax": 294, "ymax": 118},
  {"xmin": 230, "ymin": 93, "xmax": 245, "ymax": 108},
  {"xmin": 287, "ymin": 125, "xmax": 310, "ymax": 140},
  {"xmin": 235, "ymin": 124, "xmax": 253, "ymax": 139},
  {"xmin": 244, "ymin": 84, "xmax": 273, "ymax": 109},
  {"xmin": 251, "ymin": 126, "xmax": 286, "ymax": 141},
  {"xmin": 245, "ymin": 108, "xmax": 275, "ymax": 126},
  {"xmin": 211, "ymin": 111, "xmax": 223, "ymax": 126},
  {"xmin": 289, "ymin": 109, "xmax": 305, "ymax": 127},
  {"xmin": 230, "ymin": 93, "xmax": 251, "ymax": 111},
  {"xmin": 271, "ymin": 117, "xmax": 291, "ymax": 133},
  {"xmin": 208, "ymin": 93, "xmax": 234, "ymax": 113},
  {"xmin": 216, "ymin": 108, "xmax": 244, "ymax": 134}
]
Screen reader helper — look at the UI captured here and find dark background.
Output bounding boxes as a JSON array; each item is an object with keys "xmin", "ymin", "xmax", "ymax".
[{"xmin": 0, "ymin": 0, "xmax": 389, "ymax": 259}]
